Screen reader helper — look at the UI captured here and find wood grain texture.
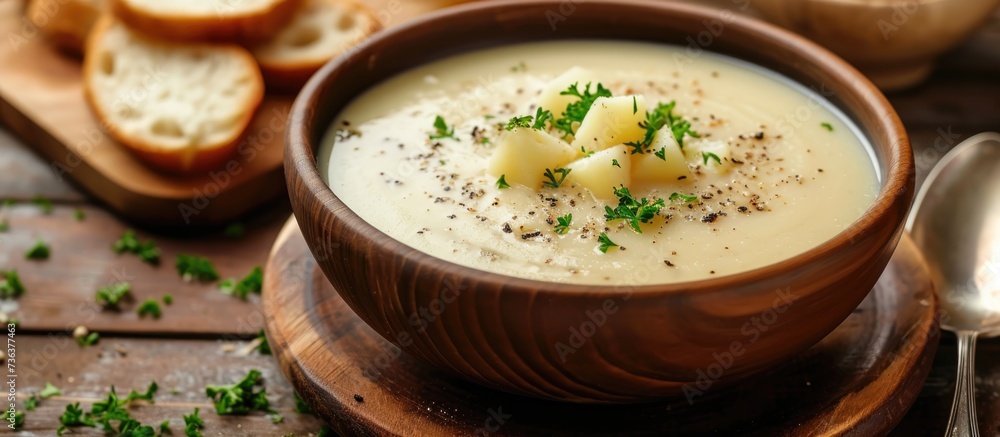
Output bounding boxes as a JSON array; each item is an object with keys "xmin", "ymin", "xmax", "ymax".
[
  {"xmin": 0, "ymin": 202, "xmax": 289, "ymax": 335},
  {"xmin": 9, "ymin": 335, "xmax": 325, "ymax": 436},
  {"xmin": 0, "ymin": 126, "xmax": 86, "ymax": 202},
  {"xmin": 285, "ymin": 0, "xmax": 914, "ymax": 402},
  {"xmin": 0, "ymin": 0, "xmax": 287, "ymax": 227},
  {"xmin": 264, "ymin": 219, "xmax": 939, "ymax": 435}
]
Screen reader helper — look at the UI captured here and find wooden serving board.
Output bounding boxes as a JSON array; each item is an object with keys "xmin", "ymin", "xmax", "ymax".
[
  {"xmin": 263, "ymin": 218, "xmax": 940, "ymax": 436},
  {"xmin": 0, "ymin": 0, "xmax": 452, "ymax": 227}
]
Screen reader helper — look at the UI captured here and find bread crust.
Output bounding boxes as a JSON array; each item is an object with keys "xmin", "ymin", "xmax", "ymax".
[
  {"xmin": 254, "ymin": 0, "xmax": 381, "ymax": 92},
  {"xmin": 27, "ymin": 0, "xmax": 103, "ymax": 55},
  {"xmin": 83, "ymin": 15, "xmax": 265, "ymax": 174},
  {"xmin": 109, "ymin": 0, "xmax": 303, "ymax": 43}
]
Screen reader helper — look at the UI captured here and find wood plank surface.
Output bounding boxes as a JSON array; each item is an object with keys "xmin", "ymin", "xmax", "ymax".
[
  {"xmin": 8, "ymin": 336, "xmax": 325, "ymax": 436},
  {"xmin": 0, "ymin": 202, "xmax": 289, "ymax": 335}
]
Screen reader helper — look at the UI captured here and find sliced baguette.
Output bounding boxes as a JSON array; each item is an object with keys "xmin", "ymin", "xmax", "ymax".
[
  {"xmin": 251, "ymin": 0, "xmax": 380, "ymax": 92},
  {"xmin": 83, "ymin": 16, "xmax": 264, "ymax": 173},
  {"xmin": 109, "ymin": 0, "xmax": 302, "ymax": 43},
  {"xmin": 27, "ymin": 0, "xmax": 102, "ymax": 55}
]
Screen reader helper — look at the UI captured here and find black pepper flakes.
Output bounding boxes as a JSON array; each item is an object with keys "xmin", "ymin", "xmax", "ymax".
[
  {"xmin": 354, "ymin": 394, "xmax": 364, "ymax": 403},
  {"xmin": 521, "ymin": 231, "xmax": 542, "ymax": 240},
  {"xmin": 502, "ymin": 223, "xmax": 512, "ymax": 233}
]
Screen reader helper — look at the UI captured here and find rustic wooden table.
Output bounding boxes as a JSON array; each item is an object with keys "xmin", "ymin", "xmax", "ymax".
[{"xmin": 1, "ymin": 2, "xmax": 998, "ymax": 435}]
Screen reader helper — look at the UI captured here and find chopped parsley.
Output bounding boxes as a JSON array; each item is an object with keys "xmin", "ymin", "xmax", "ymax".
[
  {"xmin": 669, "ymin": 192, "xmax": 699, "ymax": 203},
  {"xmin": 580, "ymin": 146, "xmax": 594, "ymax": 157},
  {"xmin": 163, "ymin": 294, "xmax": 173, "ymax": 305},
  {"xmin": 821, "ymin": 122, "xmax": 834, "ymax": 131},
  {"xmin": 224, "ymin": 223, "xmax": 245, "ymax": 238},
  {"xmin": 702, "ymin": 151, "xmax": 721, "ymax": 165},
  {"xmin": 293, "ymin": 393, "xmax": 314, "ymax": 415},
  {"xmin": 95, "ymin": 282, "xmax": 131, "ymax": 308},
  {"xmin": 12, "ymin": 409, "xmax": 23, "ymax": 429},
  {"xmin": 511, "ymin": 61, "xmax": 527, "ymax": 72},
  {"xmin": 32, "ymin": 196, "xmax": 52, "ymax": 214},
  {"xmin": 597, "ymin": 233, "xmax": 618, "ymax": 253},
  {"xmin": 271, "ymin": 414, "xmax": 284, "ymax": 424},
  {"xmin": 218, "ymin": 266, "xmax": 263, "ymax": 299},
  {"xmin": 603, "ymin": 186, "xmax": 665, "ymax": 233},
  {"xmin": 554, "ymin": 214, "xmax": 572, "ymax": 235},
  {"xmin": 137, "ymin": 299, "xmax": 162, "ymax": 318},
  {"xmin": 626, "ymin": 101, "xmax": 701, "ymax": 154},
  {"xmin": 125, "ymin": 381, "xmax": 158, "ymax": 404},
  {"xmin": 654, "ymin": 147, "xmax": 667, "ymax": 161},
  {"xmin": 611, "ymin": 159, "xmax": 621, "ymax": 168},
  {"xmin": 74, "ymin": 209, "xmax": 85, "ymax": 221},
  {"xmin": 183, "ymin": 408, "xmax": 204, "ymax": 437},
  {"xmin": 24, "ymin": 395, "xmax": 38, "ymax": 411},
  {"xmin": 632, "ymin": 96, "xmax": 638, "ymax": 114},
  {"xmin": 505, "ymin": 107, "xmax": 553, "ymax": 131},
  {"xmin": 112, "ymin": 230, "xmax": 161, "ymax": 265},
  {"xmin": 205, "ymin": 369, "xmax": 275, "ymax": 415},
  {"xmin": 175, "ymin": 254, "xmax": 219, "ymax": 282},
  {"xmin": 505, "ymin": 115, "xmax": 532, "ymax": 130},
  {"xmin": 159, "ymin": 420, "xmax": 171, "ymax": 435},
  {"xmin": 429, "ymin": 115, "xmax": 456, "ymax": 140},
  {"xmin": 0, "ymin": 269, "xmax": 25, "ymax": 298},
  {"xmin": 0, "ymin": 219, "xmax": 8, "ymax": 232},
  {"xmin": 57, "ymin": 402, "xmax": 96, "ymax": 435},
  {"xmin": 257, "ymin": 329, "xmax": 271, "ymax": 355},
  {"xmin": 542, "ymin": 168, "xmax": 572, "ymax": 189},
  {"xmin": 76, "ymin": 331, "xmax": 99, "ymax": 347},
  {"xmin": 25, "ymin": 239, "xmax": 50, "ymax": 260},
  {"xmin": 41, "ymin": 381, "xmax": 63, "ymax": 398},
  {"xmin": 553, "ymin": 82, "xmax": 613, "ymax": 138},
  {"xmin": 496, "ymin": 175, "xmax": 511, "ymax": 189}
]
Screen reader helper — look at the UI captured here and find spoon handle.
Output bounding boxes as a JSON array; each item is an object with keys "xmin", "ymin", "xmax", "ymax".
[{"xmin": 944, "ymin": 330, "xmax": 980, "ymax": 437}]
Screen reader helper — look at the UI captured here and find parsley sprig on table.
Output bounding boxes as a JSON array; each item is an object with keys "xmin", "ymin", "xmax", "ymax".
[
  {"xmin": 0, "ymin": 269, "xmax": 25, "ymax": 298},
  {"xmin": 218, "ymin": 266, "xmax": 263, "ymax": 299},
  {"xmin": 56, "ymin": 382, "xmax": 159, "ymax": 435},
  {"xmin": 205, "ymin": 369, "xmax": 275, "ymax": 415},
  {"xmin": 96, "ymin": 282, "xmax": 131, "ymax": 308},
  {"xmin": 175, "ymin": 254, "xmax": 219, "ymax": 282},
  {"xmin": 604, "ymin": 186, "xmax": 665, "ymax": 233},
  {"xmin": 25, "ymin": 239, "xmax": 49, "ymax": 260},
  {"xmin": 112, "ymin": 230, "xmax": 161, "ymax": 265},
  {"xmin": 553, "ymin": 82, "xmax": 613, "ymax": 138},
  {"xmin": 137, "ymin": 299, "xmax": 162, "ymax": 318},
  {"xmin": 184, "ymin": 408, "xmax": 205, "ymax": 437}
]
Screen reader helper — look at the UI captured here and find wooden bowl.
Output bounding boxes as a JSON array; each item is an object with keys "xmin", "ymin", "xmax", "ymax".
[
  {"xmin": 285, "ymin": 0, "xmax": 915, "ymax": 403},
  {"xmin": 754, "ymin": 0, "xmax": 1000, "ymax": 91}
]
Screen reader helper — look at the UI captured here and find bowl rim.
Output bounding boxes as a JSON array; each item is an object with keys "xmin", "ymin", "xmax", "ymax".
[{"xmin": 286, "ymin": 0, "xmax": 913, "ymax": 296}]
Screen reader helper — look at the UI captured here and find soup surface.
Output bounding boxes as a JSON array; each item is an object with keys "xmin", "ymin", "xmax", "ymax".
[{"xmin": 319, "ymin": 40, "xmax": 879, "ymax": 285}]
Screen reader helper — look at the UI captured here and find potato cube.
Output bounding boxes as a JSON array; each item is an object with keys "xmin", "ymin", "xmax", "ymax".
[
  {"xmin": 695, "ymin": 140, "xmax": 732, "ymax": 173},
  {"xmin": 487, "ymin": 128, "xmax": 579, "ymax": 189},
  {"xmin": 565, "ymin": 145, "xmax": 631, "ymax": 198},
  {"xmin": 572, "ymin": 96, "xmax": 647, "ymax": 153},
  {"xmin": 537, "ymin": 67, "xmax": 599, "ymax": 115},
  {"xmin": 631, "ymin": 129, "xmax": 692, "ymax": 183}
]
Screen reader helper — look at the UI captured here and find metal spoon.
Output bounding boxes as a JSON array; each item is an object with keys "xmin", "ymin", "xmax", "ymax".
[{"xmin": 906, "ymin": 132, "xmax": 1000, "ymax": 437}]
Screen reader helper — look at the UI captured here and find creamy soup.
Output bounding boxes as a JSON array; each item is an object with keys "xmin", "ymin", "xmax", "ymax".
[{"xmin": 319, "ymin": 40, "xmax": 879, "ymax": 285}]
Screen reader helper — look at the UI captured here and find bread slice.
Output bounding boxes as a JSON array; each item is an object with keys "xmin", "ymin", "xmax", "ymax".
[
  {"xmin": 27, "ymin": 0, "xmax": 102, "ymax": 55},
  {"xmin": 109, "ymin": 0, "xmax": 302, "ymax": 43},
  {"xmin": 83, "ymin": 17, "xmax": 264, "ymax": 173},
  {"xmin": 252, "ymin": 0, "xmax": 380, "ymax": 92}
]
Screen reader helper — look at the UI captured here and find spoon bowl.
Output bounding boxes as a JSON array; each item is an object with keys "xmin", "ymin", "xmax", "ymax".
[{"xmin": 907, "ymin": 131, "xmax": 1000, "ymax": 437}]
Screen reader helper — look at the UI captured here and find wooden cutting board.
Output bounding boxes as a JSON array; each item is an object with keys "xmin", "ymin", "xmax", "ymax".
[{"xmin": 0, "ymin": 0, "xmax": 451, "ymax": 227}]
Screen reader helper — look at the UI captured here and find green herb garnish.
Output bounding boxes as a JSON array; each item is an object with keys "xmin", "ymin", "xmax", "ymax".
[
  {"xmin": 625, "ymin": 101, "xmax": 701, "ymax": 154},
  {"xmin": 0, "ymin": 219, "xmax": 8, "ymax": 232},
  {"xmin": 496, "ymin": 175, "xmax": 510, "ymax": 189},
  {"xmin": 57, "ymin": 402, "xmax": 96, "ymax": 435},
  {"xmin": 95, "ymin": 282, "xmax": 131, "ymax": 308},
  {"xmin": 24, "ymin": 395, "xmax": 38, "ymax": 411},
  {"xmin": 505, "ymin": 107, "xmax": 553, "ymax": 131},
  {"xmin": 257, "ymin": 329, "xmax": 271, "ymax": 355},
  {"xmin": 603, "ymin": 186, "xmax": 665, "ymax": 233},
  {"xmin": 175, "ymin": 254, "xmax": 219, "ymax": 282},
  {"xmin": 159, "ymin": 420, "xmax": 171, "ymax": 435},
  {"xmin": 0, "ymin": 270, "xmax": 25, "ymax": 298},
  {"xmin": 293, "ymin": 393, "xmax": 314, "ymax": 415},
  {"xmin": 632, "ymin": 96, "xmax": 638, "ymax": 114},
  {"xmin": 12, "ymin": 409, "xmax": 23, "ymax": 429},
  {"xmin": 76, "ymin": 331, "xmax": 99, "ymax": 347},
  {"xmin": 553, "ymin": 82, "xmax": 613, "ymax": 138},
  {"xmin": 554, "ymin": 214, "xmax": 572, "ymax": 235},
  {"xmin": 511, "ymin": 61, "xmax": 526, "ymax": 72},
  {"xmin": 821, "ymin": 122, "xmax": 834, "ymax": 131},
  {"xmin": 654, "ymin": 147, "xmax": 667, "ymax": 161},
  {"xmin": 430, "ymin": 115, "xmax": 456, "ymax": 140},
  {"xmin": 218, "ymin": 266, "xmax": 263, "ymax": 299},
  {"xmin": 505, "ymin": 115, "xmax": 532, "ymax": 130},
  {"xmin": 137, "ymin": 299, "xmax": 162, "ymax": 318},
  {"xmin": 112, "ymin": 230, "xmax": 160, "ymax": 265},
  {"xmin": 611, "ymin": 159, "xmax": 621, "ymax": 168},
  {"xmin": 542, "ymin": 168, "xmax": 572, "ymax": 189},
  {"xmin": 74, "ymin": 209, "xmax": 85, "ymax": 221},
  {"xmin": 32, "ymin": 196, "xmax": 52, "ymax": 214},
  {"xmin": 702, "ymin": 151, "xmax": 721, "ymax": 166},
  {"xmin": 41, "ymin": 381, "xmax": 62, "ymax": 398},
  {"xmin": 125, "ymin": 381, "xmax": 158, "ymax": 404},
  {"xmin": 163, "ymin": 294, "xmax": 173, "ymax": 305},
  {"xmin": 668, "ymin": 192, "xmax": 699, "ymax": 203},
  {"xmin": 597, "ymin": 233, "xmax": 618, "ymax": 253},
  {"xmin": 580, "ymin": 146, "xmax": 594, "ymax": 157},
  {"xmin": 205, "ymin": 369, "xmax": 274, "ymax": 415},
  {"xmin": 183, "ymin": 408, "xmax": 204, "ymax": 437},
  {"xmin": 25, "ymin": 239, "xmax": 49, "ymax": 260}
]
